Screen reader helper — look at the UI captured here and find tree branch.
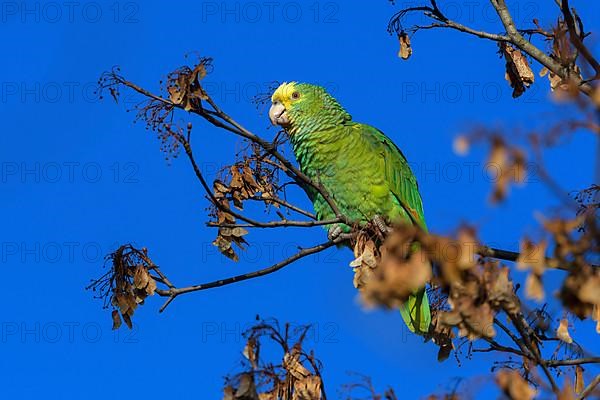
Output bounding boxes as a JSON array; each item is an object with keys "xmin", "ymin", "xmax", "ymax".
[
  {"xmin": 546, "ymin": 357, "xmax": 600, "ymax": 367},
  {"xmin": 154, "ymin": 234, "xmax": 353, "ymax": 312},
  {"xmin": 491, "ymin": 0, "xmax": 593, "ymax": 96}
]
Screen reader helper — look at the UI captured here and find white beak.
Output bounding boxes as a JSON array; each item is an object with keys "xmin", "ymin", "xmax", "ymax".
[{"xmin": 269, "ymin": 102, "xmax": 290, "ymax": 126}]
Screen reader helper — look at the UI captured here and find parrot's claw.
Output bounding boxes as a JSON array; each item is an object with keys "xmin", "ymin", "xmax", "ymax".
[
  {"xmin": 327, "ymin": 225, "xmax": 344, "ymax": 241},
  {"xmin": 372, "ymin": 215, "xmax": 393, "ymax": 235},
  {"xmin": 327, "ymin": 225, "xmax": 354, "ymax": 242}
]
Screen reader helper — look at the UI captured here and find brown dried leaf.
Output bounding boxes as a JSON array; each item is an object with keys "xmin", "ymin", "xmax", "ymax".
[
  {"xmin": 557, "ymin": 318, "xmax": 573, "ymax": 343},
  {"xmin": 230, "ymin": 167, "xmax": 244, "ymax": 189},
  {"xmin": 145, "ymin": 276, "xmax": 157, "ymax": 296},
  {"xmin": 575, "ymin": 366, "xmax": 584, "ymax": 394},
  {"xmin": 525, "ymin": 273, "xmax": 545, "ymax": 302},
  {"xmin": 292, "ymin": 376, "xmax": 322, "ymax": 400},
  {"xmin": 116, "ymin": 293, "xmax": 131, "ymax": 315},
  {"xmin": 517, "ymin": 239, "xmax": 547, "ymax": 275},
  {"xmin": 453, "ymin": 135, "xmax": 470, "ymax": 156},
  {"xmin": 456, "ymin": 227, "xmax": 478, "ymax": 270},
  {"xmin": 578, "ymin": 275, "xmax": 600, "ymax": 305},
  {"xmin": 540, "ymin": 66, "xmax": 564, "ymax": 91},
  {"xmin": 283, "ymin": 351, "xmax": 310, "ymax": 380},
  {"xmin": 362, "ymin": 249, "xmax": 432, "ymax": 308},
  {"xmin": 213, "ymin": 235, "xmax": 232, "ymax": 252},
  {"xmin": 231, "ymin": 227, "xmax": 249, "ymax": 237},
  {"xmin": 486, "ymin": 266, "xmax": 520, "ymax": 314},
  {"xmin": 235, "ymin": 373, "xmax": 258, "ymax": 400},
  {"xmin": 488, "ymin": 138, "xmax": 508, "ymax": 202},
  {"xmin": 133, "ymin": 265, "xmax": 150, "ymax": 290},
  {"xmin": 558, "ymin": 380, "xmax": 576, "ymax": 400},
  {"xmin": 258, "ymin": 390, "xmax": 279, "ymax": 400},
  {"xmin": 122, "ymin": 312, "xmax": 133, "ymax": 330},
  {"xmin": 511, "ymin": 149, "xmax": 527, "ymax": 185},
  {"xmin": 496, "ymin": 370, "xmax": 536, "ymax": 400},
  {"xmin": 397, "ymin": 32, "xmax": 412, "ymax": 60},
  {"xmin": 502, "ymin": 43, "xmax": 534, "ymax": 98},
  {"xmin": 243, "ymin": 337, "xmax": 259, "ymax": 370},
  {"xmin": 168, "ymin": 85, "xmax": 185, "ymax": 105},
  {"xmin": 111, "ymin": 310, "xmax": 122, "ymax": 330},
  {"xmin": 214, "ymin": 180, "xmax": 230, "ymax": 196},
  {"xmin": 223, "ymin": 386, "xmax": 235, "ymax": 400}
]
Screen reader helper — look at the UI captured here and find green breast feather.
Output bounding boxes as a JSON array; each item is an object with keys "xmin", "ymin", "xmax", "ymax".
[{"xmin": 292, "ymin": 122, "xmax": 426, "ymax": 233}]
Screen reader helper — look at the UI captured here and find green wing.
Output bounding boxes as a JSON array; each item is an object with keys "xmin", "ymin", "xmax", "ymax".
[
  {"xmin": 359, "ymin": 123, "xmax": 431, "ymax": 334},
  {"xmin": 358, "ymin": 123, "xmax": 427, "ymax": 231}
]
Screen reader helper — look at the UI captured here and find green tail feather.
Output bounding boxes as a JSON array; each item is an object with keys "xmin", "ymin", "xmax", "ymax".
[{"xmin": 399, "ymin": 288, "xmax": 431, "ymax": 335}]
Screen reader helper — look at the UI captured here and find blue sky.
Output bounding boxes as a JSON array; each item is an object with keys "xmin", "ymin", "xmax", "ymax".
[{"xmin": 1, "ymin": 1, "xmax": 599, "ymax": 398}]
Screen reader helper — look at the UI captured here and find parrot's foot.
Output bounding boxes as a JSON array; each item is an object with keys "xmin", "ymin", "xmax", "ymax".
[
  {"xmin": 372, "ymin": 214, "xmax": 393, "ymax": 235},
  {"xmin": 327, "ymin": 224, "xmax": 354, "ymax": 242}
]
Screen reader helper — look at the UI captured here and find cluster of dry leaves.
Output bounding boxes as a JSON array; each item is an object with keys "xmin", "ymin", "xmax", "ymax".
[
  {"xmin": 496, "ymin": 368, "xmax": 590, "ymax": 400},
  {"xmin": 554, "ymin": 215, "xmax": 600, "ymax": 330},
  {"xmin": 88, "ymin": 245, "xmax": 157, "ymax": 330},
  {"xmin": 212, "ymin": 156, "xmax": 279, "ymax": 260},
  {"xmin": 223, "ymin": 320, "xmax": 324, "ymax": 400},
  {"xmin": 348, "ymin": 204, "xmax": 598, "ymax": 364},
  {"xmin": 166, "ymin": 59, "xmax": 210, "ymax": 111},
  {"xmin": 396, "ymin": 15, "xmax": 587, "ymax": 102},
  {"xmin": 222, "ymin": 317, "xmax": 590, "ymax": 400},
  {"xmin": 352, "ymin": 225, "xmax": 518, "ymax": 353}
]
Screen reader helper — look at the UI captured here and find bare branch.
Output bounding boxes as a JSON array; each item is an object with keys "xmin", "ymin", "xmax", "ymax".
[
  {"xmin": 155, "ymin": 234, "xmax": 353, "ymax": 312},
  {"xmin": 545, "ymin": 357, "xmax": 600, "ymax": 367}
]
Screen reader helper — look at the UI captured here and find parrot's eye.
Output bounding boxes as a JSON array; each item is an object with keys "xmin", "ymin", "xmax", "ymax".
[{"xmin": 291, "ymin": 91, "xmax": 300, "ymax": 100}]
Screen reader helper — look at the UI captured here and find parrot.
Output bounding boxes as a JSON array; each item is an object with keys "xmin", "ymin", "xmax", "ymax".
[{"xmin": 268, "ymin": 82, "xmax": 431, "ymax": 335}]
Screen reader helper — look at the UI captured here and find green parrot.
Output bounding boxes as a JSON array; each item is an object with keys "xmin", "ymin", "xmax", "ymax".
[{"xmin": 269, "ymin": 82, "xmax": 431, "ymax": 335}]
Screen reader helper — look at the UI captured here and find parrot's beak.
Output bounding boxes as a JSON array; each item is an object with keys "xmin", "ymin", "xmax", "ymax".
[{"xmin": 269, "ymin": 102, "xmax": 290, "ymax": 127}]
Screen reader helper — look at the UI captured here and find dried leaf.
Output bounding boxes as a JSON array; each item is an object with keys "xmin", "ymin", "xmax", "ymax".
[
  {"xmin": 243, "ymin": 337, "xmax": 259, "ymax": 370},
  {"xmin": 557, "ymin": 319, "xmax": 573, "ymax": 343},
  {"xmin": 362, "ymin": 248, "xmax": 432, "ymax": 308},
  {"xmin": 145, "ymin": 277, "xmax": 157, "ymax": 296},
  {"xmin": 502, "ymin": 43, "xmax": 534, "ymax": 98},
  {"xmin": 558, "ymin": 380, "xmax": 576, "ymax": 400},
  {"xmin": 575, "ymin": 366, "xmax": 584, "ymax": 394},
  {"xmin": 283, "ymin": 351, "xmax": 310, "ymax": 380},
  {"xmin": 456, "ymin": 227, "xmax": 478, "ymax": 270},
  {"xmin": 213, "ymin": 235, "xmax": 232, "ymax": 252},
  {"xmin": 223, "ymin": 386, "xmax": 235, "ymax": 400},
  {"xmin": 397, "ymin": 32, "xmax": 412, "ymax": 60},
  {"xmin": 116, "ymin": 293, "xmax": 131, "ymax": 315},
  {"xmin": 111, "ymin": 310, "xmax": 122, "ymax": 330},
  {"xmin": 525, "ymin": 273, "xmax": 545, "ymax": 302},
  {"xmin": 235, "ymin": 373, "xmax": 258, "ymax": 399},
  {"xmin": 231, "ymin": 227, "xmax": 249, "ymax": 237},
  {"xmin": 168, "ymin": 85, "xmax": 185, "ymax": 105},
  {"xmin": 578, "ymin": 275, "xmax": 600, "ymax": 305},
  {"xmin": 453, "ymin": 135, "xmax": 470, "ymax": 156},
  {"xmin": 486, "ymin": 266, "xmax": 520, "ymax": 315},
  {"xmin": 133, "ymin": 265, "xmax": 150, "ymax": 289},
  {"xmin": 496, "ymin": 370, "xmax": 536, "ymax": 400},
  {"xmin": 517, "ymin": 239, "xmax": 547, "ymax": 275},
  {"xmin": 122, "ymin": 312, "xmax": 133, "ymax": 330},
  {"xmin": 292, "ymin": 376, "xmax": 322, "ymax": 400}
]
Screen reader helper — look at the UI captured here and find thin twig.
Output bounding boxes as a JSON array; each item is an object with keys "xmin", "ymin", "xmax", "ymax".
[
  {"xmin": 155, "ymin": 235, "xmax": 353, "ymax": 312},
  {"xmin": 546, "ymin": 357, "xmax": 600, "ymax": 367}
]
